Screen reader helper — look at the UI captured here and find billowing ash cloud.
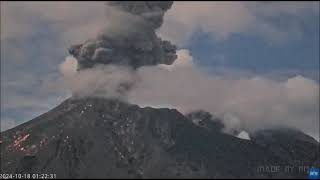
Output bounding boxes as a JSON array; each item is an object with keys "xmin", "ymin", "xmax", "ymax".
[
  {"xmin": 68, "ymin": 1, "xmax": 177, "ymax": 70},
  {"xmin": 106, "ymin": 1, "xmax": 172, "ymax": 29}
]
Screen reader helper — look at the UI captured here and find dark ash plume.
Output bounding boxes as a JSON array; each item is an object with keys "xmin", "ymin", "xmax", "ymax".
[{"xmin": 68, "ymin": 1, "xmax": 177, "ymax": 70}]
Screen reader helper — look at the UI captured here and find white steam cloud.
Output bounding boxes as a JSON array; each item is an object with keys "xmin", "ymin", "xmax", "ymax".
[
  {"xmin": 159, "ymin": 1, "xmax": 319, "ymax": 45},
  {"xmin": 129, "ymin": 49, "xmax": 319, "ymax": 140},
  {"xmin": 59, "ymin": 49, "xmax": 319, "ymax": 140},
  {"xmin": 237, "ymin": 131, "xmax": 251, "ymax": 140},
  {"xmin": 59, "ymin": 56, "xmax": 136, "ymax": 99}
]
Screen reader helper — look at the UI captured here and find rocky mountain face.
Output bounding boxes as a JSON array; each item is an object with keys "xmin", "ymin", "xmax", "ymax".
[{"xmin": 1, "ymin": 97, "xmax": 319, "ymax": 178}]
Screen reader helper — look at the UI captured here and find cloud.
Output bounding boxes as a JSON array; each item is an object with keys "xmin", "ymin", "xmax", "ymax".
[
  {"xmin": 1, "ymin": 87, "xmax": 69, "ymax": 132},
  {"xmin": 1, "ymin": 69, "xmax": 70, "ymax": 132},
  {"xmin": 1, "ymin": 2, "xmax": 35, "ymax": 40},
  {"xmin": 0, "ymin": 2, "xmax": 107, "ymax": 131},
  {"xmin": 59, "ymin": 56, "xmax": 136, "ymax": 99},
  {"xmin": 158, "ymin": 1, "xmax": 319, "ymax": 45},
  {"xmin": 159, "ymin": 49, "xmax": 193, "ymax": 71},
  {"xmin": 1, "ymin": 1, "xmax": 106, "ymax": 44},
  {"xmin": 59, "ymin": 56, "xmax": 78, "ymax": 77},
  {"xmin": 1, "ymin": 117, "xmax": 17, "ymax": 131},
  {"xmin": 3, "ymin": 1, "xmax": 318, "ymax": 45},
  {"xmin": 128, "ymin": 49, "xmax": 319, "ymax": 140}
]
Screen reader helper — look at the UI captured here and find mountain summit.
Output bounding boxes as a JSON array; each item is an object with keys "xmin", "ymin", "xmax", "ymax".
[{"xmin": 1, "ymin": 97, "xmax": 318, "ymax": 178}]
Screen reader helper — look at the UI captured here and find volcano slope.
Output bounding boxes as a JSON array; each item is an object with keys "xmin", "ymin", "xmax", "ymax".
[{"xmin": 1, "ymin": 97, "xmax": 319, "ymax": 178}]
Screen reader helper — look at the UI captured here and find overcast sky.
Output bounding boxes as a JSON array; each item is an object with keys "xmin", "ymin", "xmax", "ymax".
[{"xmin": 1, "ymin": 1, "xmax": 319, "ymax": 139}]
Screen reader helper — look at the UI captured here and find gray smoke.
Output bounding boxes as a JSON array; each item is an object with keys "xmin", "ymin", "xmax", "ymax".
[
  {"xmin": 68, "ymin": 1, "xmax": 177, "ymax": 70},
  {"xmin": 59, "ymin": 1, "xmax": 318, "ymax": 140}
]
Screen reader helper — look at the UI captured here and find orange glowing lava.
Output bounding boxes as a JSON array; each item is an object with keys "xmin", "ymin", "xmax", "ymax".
[{"xmin": 13, "ymin": 134, "xmax": 30, "ymax": 148}]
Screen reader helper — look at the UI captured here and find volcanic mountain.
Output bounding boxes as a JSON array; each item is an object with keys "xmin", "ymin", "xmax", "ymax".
[
  {"xmin": 1, "ymin": 1, "xmax": 319, "ymax": 179},
  {"xmin": 1, "ymin": 97, "xmax": 319, "ymax": 178}
]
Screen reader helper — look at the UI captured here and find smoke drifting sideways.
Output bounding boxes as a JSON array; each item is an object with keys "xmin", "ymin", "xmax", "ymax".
[
  {"xmin": 127, "ymin": 50, "xmax": 319, "ymax": 140},
  {"xmin": 68, "ymin": 1, "xmax": 177, "ymax": 70},
  {"xmin": 60, "ymin": 49, "xmax": 319, "ymax": 141},
  {"xmin": 59, "ymin": 1, "xmax": 319, "ymax": 140}
]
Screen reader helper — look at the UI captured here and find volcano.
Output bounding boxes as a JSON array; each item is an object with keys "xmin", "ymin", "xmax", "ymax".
[
  {"xmin": 1, "ymin": 97, "xmax": 319, "ymax": 178},
  {"xmin": 1, "ymin": 1, "xmax": 319, "ymax": 179}
]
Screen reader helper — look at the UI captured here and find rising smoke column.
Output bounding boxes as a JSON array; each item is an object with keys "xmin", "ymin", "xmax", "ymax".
[{"xmin": 68, "ymin": 1, "xmax": 177, "ymax": 70}]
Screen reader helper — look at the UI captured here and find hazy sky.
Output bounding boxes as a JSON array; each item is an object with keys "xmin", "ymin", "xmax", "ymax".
[{"xmin": 1, "ymin": 1, "xmax": 319, "ymax": 139}]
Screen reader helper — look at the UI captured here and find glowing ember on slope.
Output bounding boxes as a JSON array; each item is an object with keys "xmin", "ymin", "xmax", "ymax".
[{"xmin": 13, "ymin": 134, "xmax": 30, "ymax": 148}]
